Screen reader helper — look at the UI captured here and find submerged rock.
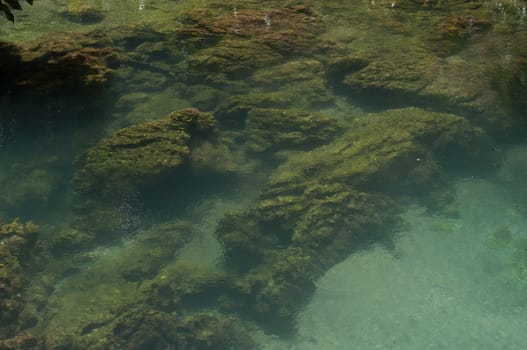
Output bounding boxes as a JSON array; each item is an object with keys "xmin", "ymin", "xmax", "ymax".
[
  {"xmin": 74, "ymin": 108, "xmax": 217, "ymax": 196},
  {"xmin": 62, "ymin": 0, "xmax": 105, "ymax": 24},
  {"xmin": 107, "ymin": 309, "xmax": 255, "ymax": 350},
  {"xmin": 0, "ymin": 332, "xmax": 44, "ymax": 350},
  {"xmin": 72, "ymin": 108, "xmax": 255, "ymax": 238},
  {"xmin": 216, "ymin": 107, "xmax": 490, "ymax": 333},
  {"xmin": 214, "ymin": 59, "xmax": 335, "ymax": 127},
  {"xmin": 319, "ymin": 0, "xmax": 527, "ymax": 133},
  {"xmin": 0, "ymin": 219, "xmax": 40, "ymax": 339},
  {"xmin": 177, "ymin": 4, "xmax": 325, "ymax": 81},
  {"xmin": 0, "ymin": 31, "xmax": 124, "ymax": 95},
  {"xmin": 244, "ymin": 108, "xmax": 344, "ymax": 154},
  {"xmin": 33, "ymin": 220, "xmax": 254, "ymax": 349}
]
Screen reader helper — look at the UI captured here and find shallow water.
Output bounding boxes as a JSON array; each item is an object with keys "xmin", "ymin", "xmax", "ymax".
[
  {"xmin": 1, "ymin": 0, "xmax": 527, "ymax": 349},
  {"xmin": 292, "ymin": 177, "xmax": 527, "ymax": 350}
]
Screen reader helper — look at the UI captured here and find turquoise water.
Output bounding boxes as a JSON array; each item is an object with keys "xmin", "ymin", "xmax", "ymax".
[
  {"xmin": 1, "ymin": 0, "xmax": 527, "ymax": 349},
  {"xmin": 292, "ymin": 177, "xmax": 527, "ymax": 350}
]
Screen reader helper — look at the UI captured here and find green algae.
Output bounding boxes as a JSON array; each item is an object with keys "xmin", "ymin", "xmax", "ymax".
[
  {"xmin": 71, "ymin": 107, "xmax": 257, "ymax": 237},
  {"xmin": 0, "ymin": 219, "xmax": 40, "ymax": 338},
  {"xmin": 214, "ymin": 59, "xmax": 335, "ymax": 127},
  {"xmin": 142, "ymin": 261, "xmax": 230, "ymax": 311},
  {"xmin": 267, "ymin": 107, "xmax": 487, "ymax": 190},
  {"xmin": 107, "ymin": 309, "xmax": 256, "ymax": 350},
  {"xmin": 244, "ymin": 108, "xmax": 344, "ymax": 154},
  {"xmin": 215, "ymin": 107, "xmax": 490, "ymax": 332},
  {"xmin": 34, "ymin": 221, "xmax": 198, "ymax": 348},
  {"xmin": 3, "ymin": 0, "xmax": 527, "ymax": 132},
  {"xmin": 315, "ymin": 0, "xmax": 527, "ymax": 129},
  {"xmin": 74, "ymin": 108, "xmax": 217, "ymax": 196},
  {"xmin": 61, "ymin": 0, "xmax": 105, "ymax": 24}
]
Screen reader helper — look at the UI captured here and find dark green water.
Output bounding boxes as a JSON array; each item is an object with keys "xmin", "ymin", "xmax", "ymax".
[{"xmin": 1, "ymin": 0, "xmax": 527, "ymax": 349}]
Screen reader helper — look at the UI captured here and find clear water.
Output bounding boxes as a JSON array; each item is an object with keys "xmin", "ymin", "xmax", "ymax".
[
  {"xmin": 1, "ymin": 0, "xmax": 527, "ymax": 349},
  {"xmin": 293, "ymin": 178, "xmax": 527, "ymax": 350}
]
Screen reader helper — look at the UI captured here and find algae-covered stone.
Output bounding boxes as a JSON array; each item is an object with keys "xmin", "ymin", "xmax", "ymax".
[
  {"xmin": 74, "ymin": 108, "xmax": 217, "ymax": 196},
  {"xmin": 114, "ymin": 221, "xmax": 195, "ymax": 281},
  {"xmin": 186, "ymin": 38, "xmax": 283, "ymax": 79},
  {"xmin": 215, "ymin": 60, "xmax": 335, "ymax": 127},
  {"xmin": 37, "ymin": 221, "xmax": 195, "ymax": 348},
  {"xmin": 177, "ymin": 4, "xmax": 325, "ymax": 81},
  {"xmin": 340, "ymin": 48, "xmax": 440, "ymax": 101},
  {"xmin": 230, "ymin": 246, "xmax": 317, "ymax": 335},
  {"xmin": 189, "ymin": 139, "xmax": 257, "ymax": 175},
  {"xmin": 0, "ymin": 333, "xmax": 44, "ymax": 349},
  {"xmin": 33, "ymin": 220, "xmax": 256, "ymax": 349},
  {"xmin": 0, "ymin": 219, "xmax": 40, "ymax": 338},
  {"xmin": 245, "ymin": 108, "xmax": 344, "ymax": 153},
  {"xmin": 142, "ymin": 261, "xmax": 230, "ymax": 311},
  {"xmin": 251, "ymin": 59, "xmax": 326, "ymax": 86},
  {"xmin": 266, "ymin": 107, "xmax": 487, "ymax": 193},
  {"xmin": 216, "ymin": 107, "xmax": 490, "ymax": 332},
  {"xmin": 1, "ymin": 31, "xmax": 123, "ymax": 95},
  {"xmin": 72, "ymin": 107, "xmax": 255, "ymax": 237},
  {"xmin": 319, "ymin": 0, "xmax": 527, "ymax": 131},
  {"xmin": 62, "ymin": 0, "xmax": 105, "ymax": 24},
  {"xmin": 108, "ymin": 309, "xmax": 256, "ymax": 350},
  {"xmin": 48, "ymin": 226, "xmax": 95, "ymax": 254}
]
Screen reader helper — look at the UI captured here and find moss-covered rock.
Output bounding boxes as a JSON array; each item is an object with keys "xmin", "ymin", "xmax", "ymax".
[
  {"xmin": 491, "ymin": 31, "xmax": 527, "ymax": 121},
  {"xmin": 185, "ymin": 38, "xmax": 283, "ymax": 80},
  {"xmin": 215, "ymin": 107, "xmax": 490, "ymax": 332},
  {"xmin": 214, "ymin": 60, "xmax": 335, "ymax": 128},
  {"xmin": 230, "ymin": 246, "xmax": 317, "ymax": 335},
  {"xmin": 0, "ymin": 219, "xmax": 40, "ymax": 338},
  {"xmin": 47, "ymin": 226, "xmax": 95, "ymax": 254},
  {"xmin": 115, "ymin": 221, "xmax": 195, "ymax": 281},
  {"xmin": 142, "ymin": 261, "xmax": 231, "ymax": 311},
  {"xmin": 62, "ymin": 0, "xmax": 105, "ymax": 24},
  {"xmin": 108, "ymin": 308, "xmax": 256, "ymax": 350},
  {"xmin": 318, "ymin": 0, "xmax": 527, "ymax": 132},
  {"xmin": 29, "ymin": 219, "xmax": 259, "ymax": 349},
  {"xmin": 265, "ymin": 107, "xmax": 487, "ymax": 196},
  {"xmin": 74, "ymin": 108, "xmax": 217, "ymax": 196},
  {"xmin": 428, "ymin": 15, "xmax": 492, "ymax": 56},
  {"xmin": 244, "ymin": 108, "xmax": 344, "ymax": 154},
  {"xmin": 0, "ymin": 31, "xmax": 124, "ymax": 95},
  {"xmin": 36, "ymin": 221, "xmax": 197, "ymax": 348},
  {"xmin": 72, "ymin": 107, "xmax": 258, "ymax": 237},
  {"xmin": 177, "ymin": 4, "xmax": 325, "ymax": 81},
  {"xmin": 340, "ymin": 48, "xmax": 438, "ymax": 100},
  {"xmin": 189, "ymin": 138, "xmax": 257, "ymax": 175}
]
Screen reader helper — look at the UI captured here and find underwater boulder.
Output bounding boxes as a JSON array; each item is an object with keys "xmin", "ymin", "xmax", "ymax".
[
  {"xmin": 214, "ymin": 60, "xmax": 335, "ymax": 128},
  {"xmin": 108, "ymin": 308, "xmax": 255, "ymax": 350},
  {"xmin": 244, "ymin": 108, "xmax": 344, "ymax": 154},
  {"xmin": 321, "ymin": 0, "xmax": 527, "ymax": 132},
  {"xmin": 61, "ymin": 0, "xmax": 105, "ymax": 24},
  {"xmin": 177, "ymin": 4, "xmax": 325, "ymax": 81},
  {"xmin": 0, "ymin": 31, "xmax": 124, "ymax": 95},
  {"xmin": 73, "ymin": 108, "xmax": 217, "ymax": 197},
  {"xmin": 71, "ymin": 108, "xmax": 253, "ymax": 238},
  {"xmin": 0, "ymin": 219, "xmax": 40, "ymax": 339},
  {"xmin": 216, "ymin": 107, "xmax": 491, "ymax": 332}
]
